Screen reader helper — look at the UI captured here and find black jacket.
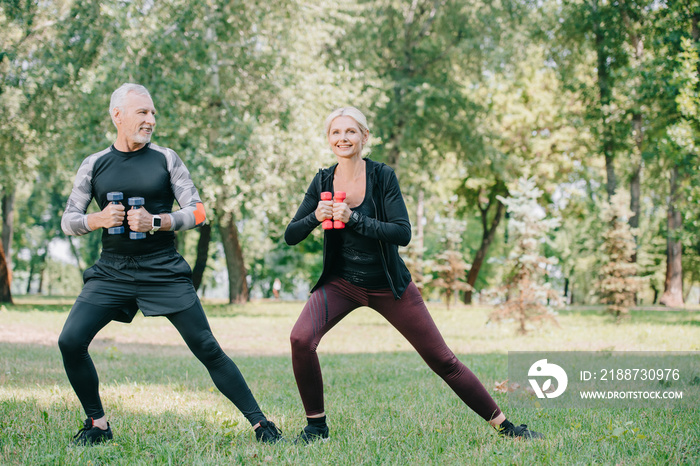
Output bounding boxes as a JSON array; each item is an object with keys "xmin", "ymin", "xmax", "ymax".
[{"xmin": 285, "ymin": 158, "xmax": 412, "ymax": 299}]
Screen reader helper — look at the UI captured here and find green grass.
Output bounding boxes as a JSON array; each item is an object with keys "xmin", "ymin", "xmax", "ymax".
[{"xmin": 1, "ymin": 300, "xmax": 699, "ymax": 465}]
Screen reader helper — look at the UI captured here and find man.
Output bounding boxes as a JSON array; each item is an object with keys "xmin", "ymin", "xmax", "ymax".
[{"xmin": 59, "ymin": 83, "xmax": 281, "ymax": 445}]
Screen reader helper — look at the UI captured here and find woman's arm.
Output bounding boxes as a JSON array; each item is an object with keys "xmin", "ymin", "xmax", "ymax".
[
  {"xmin": 285, "ymin": 175, "xmax": 323, "ymax": 245},
  {"xmin": 347, "ymin": 168, "xmax": 411, "ymax": 246}
]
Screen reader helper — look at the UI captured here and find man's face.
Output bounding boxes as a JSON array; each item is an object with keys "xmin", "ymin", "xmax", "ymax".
[{"xmin": 114, "ymin": 92, "xmax": 156, "ymax": 146}]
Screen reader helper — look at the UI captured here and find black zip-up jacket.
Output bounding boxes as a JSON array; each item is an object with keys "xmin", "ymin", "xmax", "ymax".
[{"xmin": 285, "ymin": 158, "xmax": 412, "ymax": 300}]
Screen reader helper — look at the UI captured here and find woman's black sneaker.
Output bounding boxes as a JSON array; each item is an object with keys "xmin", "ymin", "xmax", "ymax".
[
  {"xmin": 72, "ymin": 418, "xmax": 113, "ymax": 445},
  {"xmin": 255, "ymin": 420, "xmax": 283, "ymax": 443},
  {"xmin": 499, "ymin": 423, "xmax": 544, "ymax": 439},
  {"xmin": 296, "ymin": 424, "xmax": 330, "ymax": 444}
]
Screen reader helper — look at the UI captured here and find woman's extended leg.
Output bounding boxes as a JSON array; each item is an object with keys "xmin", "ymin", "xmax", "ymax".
[{"xmin": 369, "ymin": 282, "xmax": 501, "ymax": 421}]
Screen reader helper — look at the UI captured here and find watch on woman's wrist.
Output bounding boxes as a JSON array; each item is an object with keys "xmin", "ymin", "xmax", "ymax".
[{"xmin": 348, "ymin": 210, "xmax": 360, "ymax": 226}]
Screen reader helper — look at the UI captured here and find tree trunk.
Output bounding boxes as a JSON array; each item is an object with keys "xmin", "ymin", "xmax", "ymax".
[
  {"xmin": 37, "ymin": 248, "xmax": 48, "ymax": 296},
  {"xmin": 464, "ymin": 190, "xmax": 506, "ymax": 304},
  {"xmin": 570, "ymin": 281, "xmax": 575, "ymax": 305},
  {"xmin": 593, "ymin": 0, "xmax": 616, "ymax": 199},
  {"xmin": 218, "ymin": 212, "xmax": 248, "ymax": 304},
  {"xmin": 629, "ymin": 160, "xmax": 641, "ymax": 233},
  {"xmin": 192, "ymin": 223, "xmax": 212, "ymax": 291},
  {"xmin": 2, "ymin": 189, "xmax": 15, "ymax": 283},
  {"xmin": 26, "ymin": 260, "xmax": 35, "ymax": 294},
  {"xmin": 0, "ymin": 242, "xmax": 12, "ymax": 303},
  {"xmin": 621, "ymin": 3, "xmax": 644, "ymax": 262},
  {"xmin": 659, "ymin": 166, "xmax": 684, "ymax": 307}
]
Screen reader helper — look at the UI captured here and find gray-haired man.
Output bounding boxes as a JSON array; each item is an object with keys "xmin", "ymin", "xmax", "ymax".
[{"xmin": 59, "ymin": 83, "xmax": 281, "ymax": 445}]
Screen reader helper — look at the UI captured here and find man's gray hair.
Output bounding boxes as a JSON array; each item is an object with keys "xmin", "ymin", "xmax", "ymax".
[{"xmin": 109, "ymin": 83, "xmax": 151, "ymax": 127}]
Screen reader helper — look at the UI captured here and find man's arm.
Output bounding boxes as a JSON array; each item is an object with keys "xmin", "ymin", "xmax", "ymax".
[
  {"xmin": 62, "ymin": 151, "xmax": 127, "ymax": 236},
  {"xmin": 163, "ymin": 148, "xmax": 207, "ymax": 231},
  {"xmin": 61, "ymin": 154, "xmax": 101, "ymax": 236}
]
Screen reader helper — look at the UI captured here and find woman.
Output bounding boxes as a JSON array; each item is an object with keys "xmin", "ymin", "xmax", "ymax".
[{"xmin": 285, "ymin": 107, "xmax": 543, "ymax": 443}]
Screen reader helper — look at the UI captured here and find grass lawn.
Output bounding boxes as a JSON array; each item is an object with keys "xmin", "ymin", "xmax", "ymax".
[{"xmin": 0, "ymin": 298, "xmax": 698, "ymax": 465}]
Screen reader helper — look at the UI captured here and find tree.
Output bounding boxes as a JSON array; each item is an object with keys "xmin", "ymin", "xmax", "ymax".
[
  {"xmin": 652, "ymin": 6, "xmax": 700, "ymax": 306},
  {"xmin": 0, "ymin": 0, "xmax": 108, "ymax": 301},
  {"xmin": 550, "ymin": 0, "xmax": 630, "ymax": 200},
  {"xmin": 459, "ymin": 181, "xmax": 507, "ymax": 304},
  {"xmin": 458, "ymin": 21, "xmax": 580, "ymax": 303},
  {"xmin": 489, "ymin": 178, "xmax": 560, "ymax": 334},
  {"xmin": 427, "ymin": 203, "xmax": 471, "ymax": 309},
  {"xmin": 596, "ymin": 192, "xmax": 643, "ymax": 319}
]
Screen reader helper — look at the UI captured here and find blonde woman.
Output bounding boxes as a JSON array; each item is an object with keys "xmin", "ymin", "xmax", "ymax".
[{"xmin": 285, "ymin": 107, "xmax": 543, "ymax": 443}]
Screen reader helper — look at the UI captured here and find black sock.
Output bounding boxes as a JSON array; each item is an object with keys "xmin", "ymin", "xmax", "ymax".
[
  {"xmin": 307, "ymin": 416, "xmax": 327, "ymax": 427},
  {"xmin": 499, "ymin": 419, "xmax": 514, "ymax": 431}
]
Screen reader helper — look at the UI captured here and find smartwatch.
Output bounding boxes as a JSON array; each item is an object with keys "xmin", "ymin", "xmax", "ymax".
[
  {"xmin": 150, "ymin": 215, "xmax": 162, "ymax": 234},
  {"xmin": 348, "ymin": 210, "xmax": 361, "ymax": 226}
]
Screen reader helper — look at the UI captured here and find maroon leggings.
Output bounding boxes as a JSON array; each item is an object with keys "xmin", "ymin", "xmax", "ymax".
[{"xmin": 290, "ymin": 277, "xmax": 502, "ymax": 421}]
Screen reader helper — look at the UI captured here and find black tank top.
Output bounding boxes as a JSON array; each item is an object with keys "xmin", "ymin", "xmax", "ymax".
[{"xmin": 330, "ymin": 171, "xmax": 390, "ymax": 289}]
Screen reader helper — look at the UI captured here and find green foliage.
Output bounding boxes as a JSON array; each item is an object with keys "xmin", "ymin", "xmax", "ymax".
[
  {"xmin": 490, "ymin": 178, "xmax": 561, "ymax": 333},
  {"xmin": 0, "ymin": 0, "xmax": 698, "ymax": 307},
  {"xmin": 595, "ymin": 192, "xmax": 645, "ymax": 320},
  {"xmin": 424, "ymin": 201, "xmax": 472, "ymax": 309}
]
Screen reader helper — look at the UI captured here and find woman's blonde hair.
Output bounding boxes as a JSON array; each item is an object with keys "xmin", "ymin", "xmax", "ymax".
[{"xmin": 324, "ymin": 107, "xmax": 370, "ymax": 138}]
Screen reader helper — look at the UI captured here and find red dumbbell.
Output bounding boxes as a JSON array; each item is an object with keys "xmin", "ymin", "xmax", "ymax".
[
  {"xmin": 333, "ymin": 191, "xmax": 347, "ymax": 229},
  {"xmin": 321, "ymin": 192, "xmax": 334, "ymax": 230}
]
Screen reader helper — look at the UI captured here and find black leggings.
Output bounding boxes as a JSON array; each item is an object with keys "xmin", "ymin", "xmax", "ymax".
[
  {"xmin": 58, "ymin": 300, "xmax": 265, "ymax": 426},
  {"xmin": 290, "ymin": 277, "xmax": 501, "ymax": 421}
]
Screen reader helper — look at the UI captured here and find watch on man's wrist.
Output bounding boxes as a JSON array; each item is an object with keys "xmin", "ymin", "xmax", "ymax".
[{"xmin": 150, "ymin": 215, "xmax": 162, "ymax": 234}]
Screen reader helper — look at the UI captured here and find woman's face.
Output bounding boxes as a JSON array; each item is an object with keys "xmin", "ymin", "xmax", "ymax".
[{"xmin": 328, "ymin": 116, "xmax": 367, "ymax": 159}]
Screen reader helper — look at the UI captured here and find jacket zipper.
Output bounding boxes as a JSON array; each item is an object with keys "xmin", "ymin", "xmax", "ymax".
[{"xmin": 372, "ymin": 194, "xmax": 399, "ymax": 299}]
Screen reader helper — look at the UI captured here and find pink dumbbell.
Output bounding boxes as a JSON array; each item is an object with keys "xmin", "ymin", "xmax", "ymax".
[
  {"xmin": 321, "ymin": 192, "xmax": 334, "ymax": 230},
  {"xmin": 333, "ymin": 191, "xmax": 346, "ymax": 229}
]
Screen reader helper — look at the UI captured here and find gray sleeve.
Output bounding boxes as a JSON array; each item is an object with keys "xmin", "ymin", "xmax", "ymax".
[
  {"xmin": 164, "ymin": 148, "xmax": 207, "ymax": 231},
  {"xmin": 61, "ymin": 154, "xmax": 101, "ymax": 236}
]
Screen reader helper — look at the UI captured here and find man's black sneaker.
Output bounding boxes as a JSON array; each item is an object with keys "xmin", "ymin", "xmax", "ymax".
[
  {"xmin": 72, "ymin": 418, "xmax": 113, "ymax": 445},
  {"xmin": 499, "ymin": 423, "xmax": 544, "ymax": 439},
  {"xmin": 255, "ymin": 420, "xmax": 283, "ymax": 444},
  {"xmin": 296, "ymin": 424, "xmax": 330, "ymax": 444}
]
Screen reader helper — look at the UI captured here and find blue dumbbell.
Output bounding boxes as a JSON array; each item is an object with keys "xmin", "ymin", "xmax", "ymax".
[
  {"xmin": 106, "ymin": 192, "xmax": 124, "ymax": 234},
  {"xmin": 128, "ymin": 197, "xmax": 146, "ymax": 240}
]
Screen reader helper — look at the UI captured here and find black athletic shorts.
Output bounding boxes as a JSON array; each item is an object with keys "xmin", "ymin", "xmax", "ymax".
[{"xmin": 75, "ymin": 247, "xmax": 198, "ymax": 323}]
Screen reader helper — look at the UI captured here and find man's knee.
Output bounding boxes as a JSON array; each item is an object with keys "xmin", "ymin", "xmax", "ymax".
[
  {"xmin": 58, "ymin": 327, "xmax": 86, "ymax": 356},
  {"xmin": 190, "ymin": 332, "xmax": 224, "ymax": 362}
]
